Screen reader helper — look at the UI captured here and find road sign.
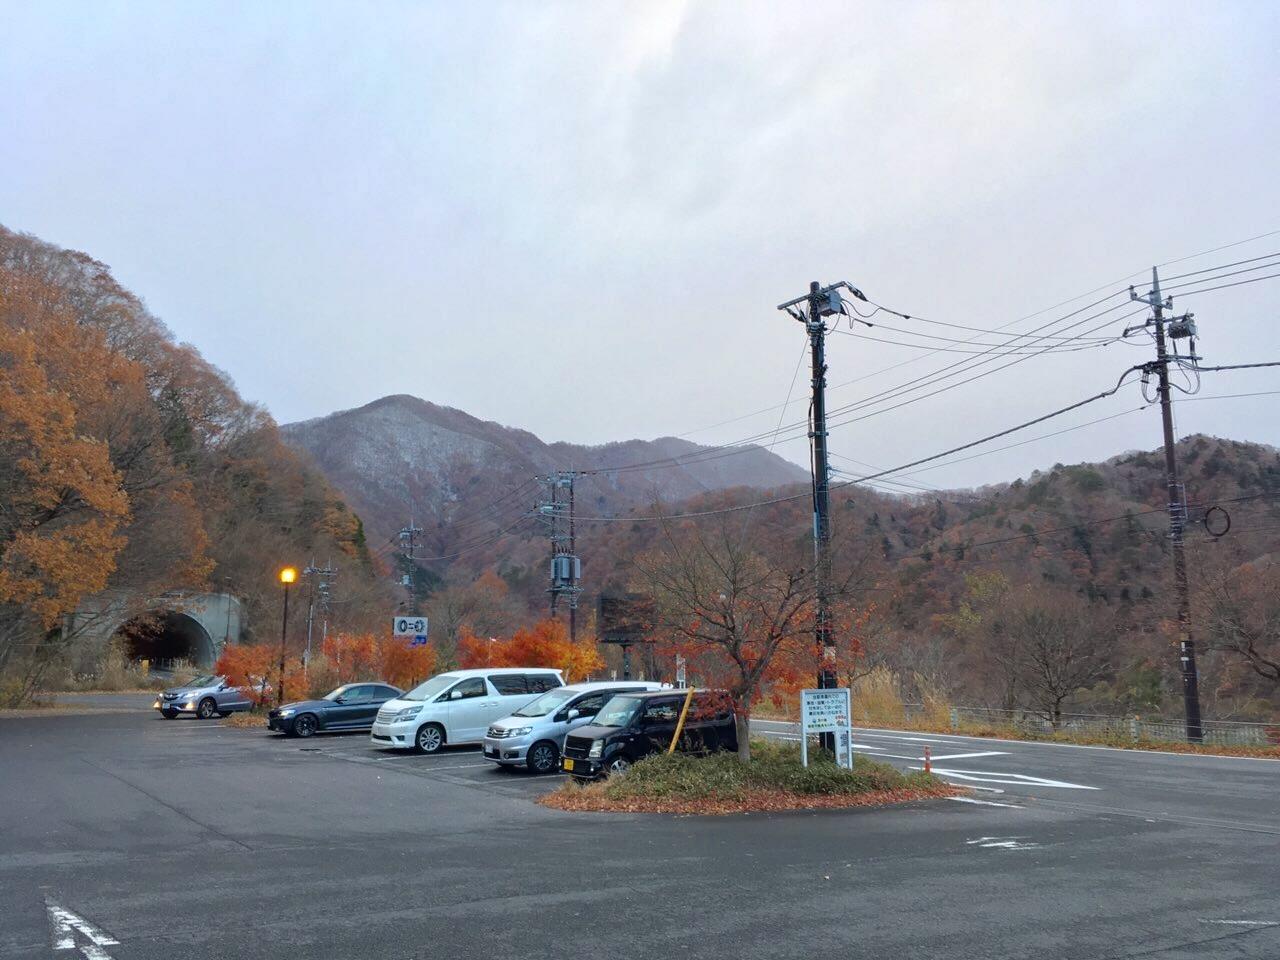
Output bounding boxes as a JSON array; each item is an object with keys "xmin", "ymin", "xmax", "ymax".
[
  {"xmin": 392, "ymin": 616, "xmax": 428, "ymax": 644},
  {"xmin": 800, "ymin": 688, "xmax": 854, "ymax": 769}
]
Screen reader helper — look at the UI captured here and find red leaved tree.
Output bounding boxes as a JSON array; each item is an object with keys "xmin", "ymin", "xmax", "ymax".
[{"xmin": 457, "ymin": 619, "xmax": 603, "ymax": 682}]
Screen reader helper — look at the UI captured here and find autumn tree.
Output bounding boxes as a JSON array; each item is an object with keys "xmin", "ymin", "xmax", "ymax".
[
  {"xmin": 457, "ymin": 619, "xmax": 602, "ymax": 682},
  {"xmin": 0, "ymin": 277, "xmax": 133, "ymax": 698},
  {"xmin": 426, "ymin": 569, "xmax": 522, "ymax": 660},
  {"xmin": 632, "ymin": 513, "xmax": 834, "ymax": 762},
  {"xmin": 0, "ymin": 224, "xmax": 393, "ymax": 702},
  {"xmin": 1201, "ymin": 558, "xmax": 1280, "ymax": 688},
  {"xmin": 990, "ymin": 590, "xmax": 1113, "ymax": 726}
]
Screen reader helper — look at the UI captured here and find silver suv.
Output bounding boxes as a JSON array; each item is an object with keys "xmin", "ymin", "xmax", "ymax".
[
  {"xmin": 483, "ymin": 680, "xmax": 664, "ymax": 773},
  {"xmin": 154, "ymin": 675, "xmax": 253, "ymax": 720}
]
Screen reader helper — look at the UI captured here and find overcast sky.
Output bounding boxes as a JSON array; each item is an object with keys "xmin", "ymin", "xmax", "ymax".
[{"xmin": 3, "ymin": 1, "xmax": 1278, "ymax": 492}]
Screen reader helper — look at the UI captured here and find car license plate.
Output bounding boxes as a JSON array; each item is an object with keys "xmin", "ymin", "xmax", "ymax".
[{"xmin": 562, "ymin": 758, "xmax": 574, "ymax": 771}]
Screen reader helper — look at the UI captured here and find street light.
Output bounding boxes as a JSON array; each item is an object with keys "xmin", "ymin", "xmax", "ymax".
[{"xmin": 277, "ymin": 567, "xmax": 297, "ymax": 706}]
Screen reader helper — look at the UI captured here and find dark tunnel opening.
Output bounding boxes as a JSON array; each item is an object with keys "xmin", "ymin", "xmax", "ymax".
[{"xmin": 117, "ymin": 611, "xmax": 216, "ymax": 669}]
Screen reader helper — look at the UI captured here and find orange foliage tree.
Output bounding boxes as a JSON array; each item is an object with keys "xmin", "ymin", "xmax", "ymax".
[
  {"xmin": 214, "ymin": 643, "xmax": 298, "ymax": 706},
  {"xmin": 319, "ymin": 632, "xmax": 438, "ymax": 692},
  {"xmin": 456, "ymin": 619, "xmax": 603, "ymax": 682}
]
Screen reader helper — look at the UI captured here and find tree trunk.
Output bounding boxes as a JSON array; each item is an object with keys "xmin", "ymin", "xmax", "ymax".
[{"xmin": 735, "ymin": 709, "xmax": 751, "ymax": 763}]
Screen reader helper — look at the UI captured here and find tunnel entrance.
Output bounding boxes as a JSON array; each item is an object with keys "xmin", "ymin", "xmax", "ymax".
[{"xmin": 116, "ymin": 611, "xmax": 216, "ymax": 669}]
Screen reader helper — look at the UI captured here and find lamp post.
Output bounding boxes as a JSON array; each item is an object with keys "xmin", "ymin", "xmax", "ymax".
[{"xmin": 277, "ymin": 566, "xmax": 297, "ymax": 706}]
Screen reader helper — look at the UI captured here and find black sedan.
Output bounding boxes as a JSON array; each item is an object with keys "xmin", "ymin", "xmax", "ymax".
[{"xmin": 268, "ymin": 682, "xmax": 402, "ymax": 737}]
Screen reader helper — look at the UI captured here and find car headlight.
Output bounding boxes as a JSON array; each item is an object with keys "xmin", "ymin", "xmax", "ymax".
[
  {"xmin": 277, "ymin": 708, "xmax": 295, "ymax": 717},
  {"xmin": 393, "ymin": 706, "xmax": 422, "ymax": 723},
  {"xmin": 508, "ymin": 726, "xmax": 533, "ymax": 737},
  {"xmin": 588, "ymin": 740, "xmax": 603, "ymax": 758}
]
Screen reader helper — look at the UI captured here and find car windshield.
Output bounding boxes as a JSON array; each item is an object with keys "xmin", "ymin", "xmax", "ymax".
[
  {"xmin": 186, "ymin": 675, "xmax": 218, "ymax": 688},
  {"xmin": 592, "ymin": 695, "xmax": 643, "ymax": 728},
  {"xmin": 401, "ymin": 674, "xmax": 460, "ymax": 702},
  {"xmin": 322, "ymin": 686, "xmax": 350, "ymax": 701},
  {"xmin": 512, "ymin": 688, "xmax": 577, "ymax": 718}
]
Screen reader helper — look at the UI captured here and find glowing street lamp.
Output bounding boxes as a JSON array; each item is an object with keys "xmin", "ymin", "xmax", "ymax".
[{"xmin": 276, "ymin": 566, "xmax": 297, "ymax": 705}]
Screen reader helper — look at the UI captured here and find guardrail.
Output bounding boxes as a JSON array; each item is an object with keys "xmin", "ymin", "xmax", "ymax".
[{"xmin": 878, "ymin": 703, "xmax": 1280, "ymax": 747}]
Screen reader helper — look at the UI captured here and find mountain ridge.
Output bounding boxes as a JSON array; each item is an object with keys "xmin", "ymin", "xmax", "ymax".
[{"xmin": 281, "ymin": 393, "xmax": 809, "ymax": 552}]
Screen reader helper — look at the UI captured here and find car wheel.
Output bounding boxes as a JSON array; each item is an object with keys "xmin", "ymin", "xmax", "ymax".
[
  {"xmin": 197, "ymin": 698, "xmax": 216, "ymax": 720},
  {"xmin": 293, "ymin": 714, "xmax": 318, "ymax": 738},
  {"xmin": 527, "ymin": 740, "xmax": 560, "ymax": 775},
  {"xmin": 605, "ymin": 754, "xmax": 631, "ymax": 777},
  {"xmin": 415, "ymin": 723, "xmax": 445, "ymax": 754},
  {"xmin": 161, "ymin": 709, "xmax": 178, "ymax": 720}
]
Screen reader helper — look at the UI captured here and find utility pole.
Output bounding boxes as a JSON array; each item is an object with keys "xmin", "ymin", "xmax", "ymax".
[
  {"xmin": 1130, "ymin": 267, "xmax": 1204, "ymax": 742},
  {"xmin": 779, "ymin": 280, "xmax": 866, "ymax": 752},
  {"xmin": 538, "ymin": 472, "xmax": 581, "ymax": 640},
  {"xmin": 302, "ymin": 559, "xmax": 337, "ymax": 671},
  {"xmin": 398, "ymin": 518, "xmax": 423, "ymax": 615}
]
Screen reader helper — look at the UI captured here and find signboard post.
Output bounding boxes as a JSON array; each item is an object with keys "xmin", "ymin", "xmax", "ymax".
[
  {"xmin": 800, "ymin": 688, "xmax": 854, "ymax": 769},
  {"xmin": 392, "ymin": 615, "xmax": 429, "ymax": 647}
]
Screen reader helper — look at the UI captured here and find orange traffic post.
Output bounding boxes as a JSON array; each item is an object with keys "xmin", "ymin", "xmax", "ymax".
[{"xmin": 668, "ymin": 687, "xmax": 695, "ymax": 754}]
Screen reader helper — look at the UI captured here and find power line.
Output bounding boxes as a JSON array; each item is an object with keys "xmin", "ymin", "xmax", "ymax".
[
  {"xmin": 573, "ymin": 374, "xmax": 1142, "ymax": 523},
  {"xmin": 410, "ymin": 513, "xmax": 535, "ymax": 563},
  {"xmin": 586, "ymin": 299, "xmax": 1146, "ymax": 479},
  {"xmin": 582, "ymin": 244, "xmax": 1280, "ymax": 481},
  {"xmin": 1159, "ymin": 258, "xmax": 1280, "ymax": 293},
  {"xmin": 828, "ymin": 326, "xmax": 1120, "ymax": 355},
  {"xmin": 1180, "ymin": 390, "xmax": 1280, "ymax": 403},
  {"xmin": 1175, "ymin": 271, "xmax": 1280, "ymax": 298},
  {"xmin": 1159, "ymin": 250, "xmax": 1280, "ymax": 283},
  {"xmin": 649, "ymin": 229, "xmax": 1280, "ymax": 451},
  {"xmin": 1193, "ymin": 362, "xmax": 1280, "ymax": 373}
]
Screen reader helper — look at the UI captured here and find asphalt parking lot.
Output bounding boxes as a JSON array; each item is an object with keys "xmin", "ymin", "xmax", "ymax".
[{"xmin": 2, "ymin": 702, "xmax": 1278, "ymax": 960}]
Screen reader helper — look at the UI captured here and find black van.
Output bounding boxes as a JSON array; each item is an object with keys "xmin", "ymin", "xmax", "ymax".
[{"xmin": 561, "ymin": 690, "xmax": 738, "ymax": 781}]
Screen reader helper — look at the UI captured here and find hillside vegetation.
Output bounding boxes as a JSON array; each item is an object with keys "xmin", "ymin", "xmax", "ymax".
[{"xmin": 0, "ymin": 226, "xmax": 391, "ymax": 703}]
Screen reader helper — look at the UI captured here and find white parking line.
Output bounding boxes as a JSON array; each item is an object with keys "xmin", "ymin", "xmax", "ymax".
[
  {"xmin": 931, "ymin": 768, "xmax": 1098, "ymax": 790},
  {"xmin": 965, "ymin": 836, "xmax": 1038, "ymax": 850},
  {"xmin": 947, "ymin": 796, "xmax": 1022, "ymax": 809},
  {"xmin": 47, "ymin": 898, "xmax": 119, "ymax": 958}
]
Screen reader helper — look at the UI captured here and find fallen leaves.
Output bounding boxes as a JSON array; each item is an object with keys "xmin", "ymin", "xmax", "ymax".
[{"xmin": 539, "ymin": 783, "xmax": 963, "ymax": 816}]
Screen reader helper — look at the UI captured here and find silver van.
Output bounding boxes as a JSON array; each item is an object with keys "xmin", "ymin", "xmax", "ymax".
[
  {"xmin": 482, "ymin": 680, "xmax": 664, "ymax": 773},
  {"xmin": 371, "ymin": 668, "xmax": 563, "ymax": 753}
]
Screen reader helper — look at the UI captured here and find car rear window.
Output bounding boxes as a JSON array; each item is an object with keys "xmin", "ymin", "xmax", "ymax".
[
  {"xmin": 526, "ymin": 674, "xmax": 561, "ymax": 693},
  {"xmin": 489, "ymin": 674, "xmax": 528, "ymax": 695}
]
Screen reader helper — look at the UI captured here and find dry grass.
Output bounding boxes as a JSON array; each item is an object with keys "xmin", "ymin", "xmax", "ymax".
[
  {"xmin": 540, "ymin": 739, "xmax": 961, "ymax": 815},
  {"xmin": 224, "ymin": 712, "xmax": 268, "ymax": 728}
]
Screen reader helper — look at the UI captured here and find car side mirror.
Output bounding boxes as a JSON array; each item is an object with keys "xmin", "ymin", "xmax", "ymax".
[
  {"xmin": 335, "ymin": 696, "xmax": 347, "ymax": 704},
  {"xmin": 566, "ymin": 708, "xmax": 581, "ymax": 720},
  {"xmin": 449, "ymin": 689, "xmax": 462, "ymax": 700}
]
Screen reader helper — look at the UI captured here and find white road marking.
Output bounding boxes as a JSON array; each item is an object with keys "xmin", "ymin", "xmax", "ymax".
[
  {"xmin": 965, "ymin": 836, "xmax": 1038, "ymax": 850},
  {"xmin": 1198, "ymin": 919, "xmax": 1279, "ymax": 927},
  {"xmin": 948, "ymin": 796, "xmax": 1022, "ymax": 808},
  {"xmin": 46, "ymin": 899, "xmax": 118, "ymax": 957},
  {"xmin": 927, "ymin": 751, "xmax": 1008, "ymax": 762},
  {"xmin": 930, "ymin": 767, "xmax": 1099, "ymax": 790}
]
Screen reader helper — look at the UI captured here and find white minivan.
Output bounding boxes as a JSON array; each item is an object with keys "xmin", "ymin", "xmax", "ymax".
[
  {"xmin": 483, "ymin": 680, "xmax": 665, "ymax": 773},
  {"xmin": 371, "ymin": 668, "xmax": 563, "ymax": 753}
]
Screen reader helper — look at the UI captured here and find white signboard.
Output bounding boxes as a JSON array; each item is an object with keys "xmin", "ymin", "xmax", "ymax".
[
  {"xmin": 800, "ymin": 687, "xmax": 854, "ymax": 769},
  {"xmin": 392, "ymin": 616, "xmax": 429, "ymax": 646}
]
